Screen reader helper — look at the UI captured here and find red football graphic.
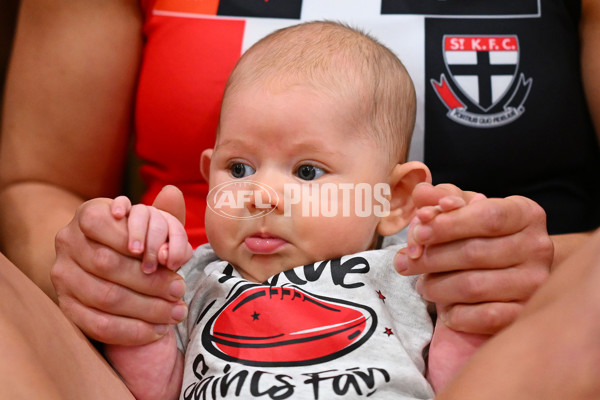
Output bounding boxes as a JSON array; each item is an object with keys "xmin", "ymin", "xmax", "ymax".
[{"xmin": 203, "ymin": 285, "xmax": 376, "ymax": 366}]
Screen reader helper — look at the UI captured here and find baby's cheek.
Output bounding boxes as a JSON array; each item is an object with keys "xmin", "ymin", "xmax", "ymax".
[
  {"xmin": 307, "ymin": 216, "xmax": 378, "ymax": 259},
  {"xmin": 204, "ymin": 214, "xmax": 234, "ymax": 256}
]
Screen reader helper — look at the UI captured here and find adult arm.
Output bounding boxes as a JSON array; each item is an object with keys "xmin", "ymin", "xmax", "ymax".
[
  {"xmin": 437, "ymin": 229, "xmax": 600, "ymax": 399},
  {"xmin": 0, "ymin": 0, "xmax": 143, "ymax": 301},
  {"xmin": 0, "ymin": 252, "xmax": 135, "ymax": 399},
  {"xmin": 581, "ymin": 0, "xmax": 600, "ymax": 148},
  {"xmin": 548, "ymin": 0, "xmax": 600, "ymax": 268}
]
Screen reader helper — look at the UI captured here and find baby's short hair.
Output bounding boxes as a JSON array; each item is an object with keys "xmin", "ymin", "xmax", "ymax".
[{"xmin": 223, "ymin": 21, "xmax": 416, "ymax": 165}]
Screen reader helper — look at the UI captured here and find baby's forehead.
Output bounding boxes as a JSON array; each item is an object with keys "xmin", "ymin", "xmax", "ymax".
[
  {"xmin": 224, "ymin": 83, "xmax": 394, "ymax": 156},
  {"xmin": 226, "ymin": 75, "xmax": 366, "ymax": 120}
]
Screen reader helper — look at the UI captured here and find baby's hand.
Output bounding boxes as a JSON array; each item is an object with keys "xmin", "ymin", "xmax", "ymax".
[
  {"xmin": 111, "ymin": 196, "xmax": 193, "ymax": 274},
  {"xmin": 406, "ymin": 194, "xmax": 484, "ymax": 260},
  {"xmin": 405, "ymin": 192, "xmax": 490, "ymax": 391}
]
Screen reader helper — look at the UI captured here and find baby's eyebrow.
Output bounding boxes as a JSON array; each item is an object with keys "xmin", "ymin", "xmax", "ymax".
[
  {"xmin": 285, "ymin": 142, "xmax": 338, "ymax": 156},
  {"xmin": 216, "ymin": 138, "xmax": 338, "ymax": 157},
  {"xmin": 213, "ymin": 138, "xmax": 253, "ymax": 154},
  {"xmin": 215, "ymin": 138, "xmax": 246, "ymax": 149}
]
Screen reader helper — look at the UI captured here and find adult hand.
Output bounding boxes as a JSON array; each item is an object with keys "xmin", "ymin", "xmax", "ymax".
[
  {"xmin": 51, "ymin": 186, "xmax": 191, "ymax": 345},
  {"xmin": 395, "ymin": 183, "xmax": 553, "ymax": 334}
]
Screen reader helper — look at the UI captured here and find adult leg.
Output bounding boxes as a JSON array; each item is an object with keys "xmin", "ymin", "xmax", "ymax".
[
  {"xmin": 437, "ymin": 229, "xmax": 600, "ymax": 399},
  {"xmin": 0, "ymin": 253, "xmax": 134, "ymax": 399}
]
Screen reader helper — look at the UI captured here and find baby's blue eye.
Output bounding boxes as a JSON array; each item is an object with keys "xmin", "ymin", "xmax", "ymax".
[
  {"xmin": 296, "ymin": 165, "xmax": 325, "ymax": 181},
  {"xmin": 230, "ymin": 163, "xmax": 255, "ymax": 178}
]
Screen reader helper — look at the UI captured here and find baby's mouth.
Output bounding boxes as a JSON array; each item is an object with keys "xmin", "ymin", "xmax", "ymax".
[{"xmin": 244, "ymin": 233, "xmax": 288, "ymax": 254}]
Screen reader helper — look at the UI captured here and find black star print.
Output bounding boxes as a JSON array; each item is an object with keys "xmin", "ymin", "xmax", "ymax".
[
  {"xmin": 383, "ymin": 327, "xmax": 394, "ymax": 337},
  {"xmin": 376, "ymin": 290, "xmax": 386, "ymax": 303},
  {"xmin": 251, "ymin": 312, "xmax": 260, "ymax": 321}
]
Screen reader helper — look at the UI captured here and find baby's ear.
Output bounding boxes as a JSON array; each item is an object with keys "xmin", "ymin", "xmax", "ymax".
[
  {"xmin": 376, "ymin": 161, "xmax": 432, "ymax": 236},
  {"xmin": 200, "ymin": 149, "xmax": 213, "ymax": 182}
]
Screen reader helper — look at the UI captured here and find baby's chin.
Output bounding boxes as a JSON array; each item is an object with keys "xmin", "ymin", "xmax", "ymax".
[
  {"xmin": 225, "ymin": 259, "xmax": 294, "ymax": 283},
  {"xmin": 232, "ymin": 252, "xmax": 353, "ymax": 283}
]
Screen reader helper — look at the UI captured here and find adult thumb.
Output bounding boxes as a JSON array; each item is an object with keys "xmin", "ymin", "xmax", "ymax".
[{"xmin": 152, "ymin": 185, "xmax": 186, "ymax": 225}]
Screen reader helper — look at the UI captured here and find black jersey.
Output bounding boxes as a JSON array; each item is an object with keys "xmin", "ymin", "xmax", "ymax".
[{"xmin": 420, "ymin": 0, "xmax": 600, "ymax": 234}]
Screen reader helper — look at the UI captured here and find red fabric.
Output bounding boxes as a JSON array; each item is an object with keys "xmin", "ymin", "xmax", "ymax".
[{"xmin": 135, "ymin": 7, "xmax": 245, "ymax": 247}]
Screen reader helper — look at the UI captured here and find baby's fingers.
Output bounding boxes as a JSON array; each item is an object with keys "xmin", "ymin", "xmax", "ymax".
[
  {"xmin": 158, "ymin": 243, "xmax": 170, "ymax": 267},
  {"xmin": 161, "ymin": 211, "xmax": 193, "ymax": 271},
  {"xmin": 127, "ymin": 204, "xmax": 151, "ymax": 256},
  {"xmin": 438, "ymin": 195, "xmax": 468, "ymax": 212},
  {"xmin": 416, "ymin": 196, "xmax": 467, "ymax": 224},
  {"xmin": 140, "ymin": 207, "xmax": 170, "ymax": 274},
  {"xmin": 415, "ymin": 205, "xmax": 443, "ymax": 224}
]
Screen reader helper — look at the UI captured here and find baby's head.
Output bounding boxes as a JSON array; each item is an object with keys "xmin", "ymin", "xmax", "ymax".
[
  {"xmin": 201, "ymin": 21, "xmax": 431, "ymax": 282},
  {"xmin": 223, "ymin": 20, "xmax": 416, "ymax": 165}
]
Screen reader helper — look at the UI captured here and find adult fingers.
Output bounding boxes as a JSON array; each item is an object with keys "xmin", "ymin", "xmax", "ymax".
[
  {"xmin": 54, "ymin": 225, "xmax": 184, "ymax": 302},
  {"xmin": 111, "ymin": 195, "xmax": 132, "ymax": 219},
  {"xmin": 411, "ymin": 196, "xmax": 547, "ymax": 246},
  {"xmin": 76, "ymin": 198, "xmax": 132, "ymax": 255},
  {"xmin": 153, "ymin": 185, "xmax": 186, "ymax": 225},
  {"xmin": 416, "ymin": 266, "xmax": 548, "ymax": 306},
  {"xmin": 61, "ymin": 295, "xmax": 173, "ymax": 346},
  {"xmin": 437, "ymin": 301, "xmax": 524, "ymax": 335},
  {"xmin": 397, "ymin": 233, "xmax": 538, "ymax": 275},
  {"xmin": 53, "ymin": 246, "xmax": 187, "ymax": 343},
  {"xmin": 426, "ymin": 233, "xmax": 547, "ymax": 274},
  {"xmin": 72, "ymin": 272, "xmax": 187, "ymax": 326},
  {"xmin": 58, "ymin": 262, "xmax": 186, "ymax": 326},
  {"xmin": 160, "ymin": 210, "xmax": 194, "ymax": 271}
]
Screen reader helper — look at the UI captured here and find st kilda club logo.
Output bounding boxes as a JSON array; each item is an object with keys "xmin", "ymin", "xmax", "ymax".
[
  {"xmin": 431, "ymin": 35, "xmax": 532, "ymax": 128},
  {"xmin": 201, "ymin": 282, "xmax": 376, "ymax": 367}
]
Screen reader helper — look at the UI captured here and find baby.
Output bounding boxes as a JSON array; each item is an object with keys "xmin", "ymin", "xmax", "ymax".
[{"xmin": 104, "ymin": 21, "xmax": 479, "ymax": 400}]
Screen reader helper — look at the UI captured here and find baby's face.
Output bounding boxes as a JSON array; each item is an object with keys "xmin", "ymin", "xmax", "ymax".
[{"xmin": 203, "ymin": 83, "xmax": 393, "ymax": 282}]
